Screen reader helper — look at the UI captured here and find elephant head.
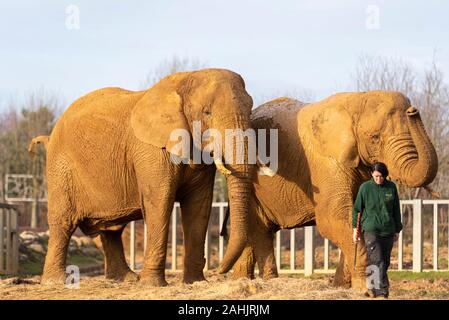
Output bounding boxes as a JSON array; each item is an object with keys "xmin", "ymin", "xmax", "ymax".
[
  {"xmin": 310, "ymin": 91, "xmax": 438, "ymax": 187},
  {"xmin": 130, "ymin": 68, "xmax": 255, "ymax": 272}
]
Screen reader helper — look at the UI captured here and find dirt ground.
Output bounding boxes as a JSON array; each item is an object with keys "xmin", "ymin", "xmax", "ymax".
[{"xmin": 1, "ymin": 271, "xmax": 449, "ymax": 300}]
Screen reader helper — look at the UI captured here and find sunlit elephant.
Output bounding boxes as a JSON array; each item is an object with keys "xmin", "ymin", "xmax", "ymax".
[
  {"xmin": 34, "ymin": 68, "xmax": 255, "ymax": 286},
  {"xmin": 231, "ymin": 91, "xmax": 438, "ymax": 289}
]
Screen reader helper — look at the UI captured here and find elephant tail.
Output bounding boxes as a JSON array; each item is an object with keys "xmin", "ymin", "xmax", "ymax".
[{"xmin": 28, "ymin": 135, "xmax": 50, "ymax": 155}]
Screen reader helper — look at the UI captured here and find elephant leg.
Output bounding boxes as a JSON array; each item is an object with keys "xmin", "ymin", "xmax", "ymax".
[
  {"xmin": 41, "ymin": 216, "xmax": 78, "ymax": 284},
  {"xmin": 232, "ymin": 246, "xmax": 256, "ymax": 279},
  {"xmin": 179, "ymin": 167, "xmax": 215, "ymax": 284},
  {"xmin": 253, "ymin": 229, "xmax": 278, "ymax": 279},
  {"xmin": 333, "ymin": 251, "xmax": 352, "ymax": 288},
  {"xmin": 232, "ymin": 203, "xmax": 277, "ymax": 279},
  {"xmin": 134, "ymin": 153, "xmax": 180, "ymax": 287},
  {"xmin": 139, "ymin": 196, "xmax": 174, "ymax": 287},
  {"xmin": 314, "ymin": 184, "xmax": 367, "ymax": 290},
  {"xmin": 100, "ymin": 228, "xmax": 139, "ymax": 282}
]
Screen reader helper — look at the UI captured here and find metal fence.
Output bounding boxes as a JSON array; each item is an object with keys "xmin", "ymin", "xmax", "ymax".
[
  {"xmin": 128, "ymin": 199, "xmax": 449, "ymax": 275},
  {"xmin": 0, "ymin": 203, "xmax": 19, "ymax": 275}
]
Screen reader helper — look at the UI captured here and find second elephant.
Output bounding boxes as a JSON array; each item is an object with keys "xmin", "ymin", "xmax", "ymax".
[{"xmin": 231, "ymin": 91, "xmax": 438, "ymax": 289}]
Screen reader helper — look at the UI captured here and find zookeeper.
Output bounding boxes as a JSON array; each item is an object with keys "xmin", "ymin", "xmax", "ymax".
[{"xmin": 352, "ymin": 162, "xmax": 403, "ymax": 298}]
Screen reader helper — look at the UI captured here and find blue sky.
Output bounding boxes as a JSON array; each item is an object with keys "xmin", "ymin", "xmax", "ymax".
[{"xmin": 1, "ymin": 0, "xmax": 448, "ymax": 111}]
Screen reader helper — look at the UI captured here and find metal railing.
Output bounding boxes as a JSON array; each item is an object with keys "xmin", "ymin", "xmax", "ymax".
[
  {"xmin": 128, "ymin": 199, "xmax": 449, "ymax": 275},
  {"xmin": 0, "ymin": 203, "xmax": 19, "ymax": 275}
]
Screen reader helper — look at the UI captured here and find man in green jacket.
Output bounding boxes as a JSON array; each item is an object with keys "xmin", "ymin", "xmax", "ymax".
[{"xmin": 352, "ymin": 162, "xmax": 403, "ymax": 298}]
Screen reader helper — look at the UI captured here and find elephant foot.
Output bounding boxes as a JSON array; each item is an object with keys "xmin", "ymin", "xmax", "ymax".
[
  {"xmin": 332, "ymin": 270, "xmax": 352, "ymax": 288},
  {"xmin": 183, "ymin": 272, "xmax": 206, "ymax": 284},
  {"xmin": 351, "ymin": 276, "xmax": 366, "ymax": 291},
  {"xmin": 41, "ymin": 270, "xmax": 66, "ymax": 285},
  {"xmin": 231, "ymin": 267, "xmax": 255, "ymax": 280},
  {"xmin": 105, "ymin": 268, "xmax": 140, "ymax": 283},
  {"xmin": 139, "ymin": 272, "xmax": 168, "ymax": 287},
  {"xmin": 260, "ymin": 269, "xmax": 278, "ymax": 280},
  {"xmin": 231, "ymin": 248, "xmax": 256, "ymax": 280}
]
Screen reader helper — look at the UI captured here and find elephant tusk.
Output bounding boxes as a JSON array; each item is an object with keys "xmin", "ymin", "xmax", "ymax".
[
  {"xmin": 256, "ymin": 156, "xmax": 276, "ymax": 177},
  {"xmin": 214, "ymin": 158, "xmax": 232, "ymax": 176},
  {"xmin": 258, "ymin": 166, "xmax": 276, "ymax": 177}
]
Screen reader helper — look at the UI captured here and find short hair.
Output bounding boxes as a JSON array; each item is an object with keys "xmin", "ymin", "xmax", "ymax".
[{"xmin": 371, "ymin": 162, "xmax": 389, "ymax": 177}]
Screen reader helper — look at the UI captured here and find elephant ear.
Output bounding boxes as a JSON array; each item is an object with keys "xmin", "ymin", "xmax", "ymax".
[
  {"xmin": 131, "ymin": 77, "xmax": 190, "ymax": 155},
  {"xmin": 312, "ymin": 105, "xmax": 360, "ymax": 168}
]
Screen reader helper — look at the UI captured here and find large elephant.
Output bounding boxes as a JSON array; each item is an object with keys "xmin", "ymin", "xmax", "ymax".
[
  {"xmin": 37, "ymin": 68, "xmax": 255, "ymax": 286},
  {"xmin": 231, "ymin": 91, "xmax": 438, "ymax": 289}
]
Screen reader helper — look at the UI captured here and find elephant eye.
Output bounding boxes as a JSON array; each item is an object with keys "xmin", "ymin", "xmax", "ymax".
[{"xmin": 371, "ymin": 133, "xmax": 380, "ymax": 143}]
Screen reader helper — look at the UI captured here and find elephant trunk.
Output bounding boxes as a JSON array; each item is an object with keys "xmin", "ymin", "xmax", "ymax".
[
  {"xmin": 386, "ymin": 107, "xmax": 438, "ymax": 187},
  {"xmin": 215, "ymin": 116, "xmax": 255, "ymax": 273},
  {"xmin": 218, "ymin": 165, "xmax": 253, "ymax": 273}
]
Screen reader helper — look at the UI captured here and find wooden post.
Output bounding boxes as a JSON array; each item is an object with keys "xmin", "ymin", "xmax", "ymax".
[
  {"xmin": 171, "ymin": 206, "xmax": 177, "ymax": 271},
  {"xmin": 204, "ymin": 228, "xmax": 211, "ymax": 271},
  {"xmin": 433, "ymin": 204, "xmax": 438, "ymax": 271},
  {"xmin": 398, "ymin": 209, "xmax": 403, "ymax": 271},
  {"xmin": 218, "ymin": 205, "xmax": 224, "ymax": 262},
  {"xmin": 324, "ymin": 238, "xmax": 329, "ymax": 271},
  {"xmin": 6, "ymin": 209, "xmax": 11, "ymax": 273},
  {"xmin": 412, "ymin": 199, "xmax": 423, "ymax": 272},
  {"xmin": 11, "ymin": 209, "xmax": 18, "ymax": 274},
  {"xmin": 129, "ymin": 221, "xmax": 136, "ymax": 271},
  {"xmin": 290, "ymin": 229, "xmax": 296, "ymax": 271},
  {"xmin": 0, "ymin": 209, "xmax": 4, "ymax": 273},
  {"xmin": 143, "ymin": 222, "xmax": 147, "ymax": 256},
  {"xmin": 304, "ymin": 226, "xmax": 315, "ymax": 276},
  {"xmin": 275, "ymin": 231, "xmax": 281, "ymax": 271}
]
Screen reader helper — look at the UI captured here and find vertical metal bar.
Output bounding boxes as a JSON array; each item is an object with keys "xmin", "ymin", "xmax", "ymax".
[
  {"xmin": 412, "ymin": 199, "xmax": 423, "ymax": 272},
  {"xmin": 6, "ymin": 209, "xmax": 11, "ymax": 273},
  {"xmin": 290, "ymin": 229, "xmax": 295, "ymax": 271},
  {"xmin": 324, "ymin": 238, "xmax": 329, "ymax": 271},
  {"xmin": 0, "ymin": 209, "xmax": 4, "ymax": 273},
  {"xmin": 129, "ymin": 221, "xmax": 136, "ymax": 271},
  {"xmin": 398, "ymin": 209, "xmax": 403, "ymax": 271},
  {"xmin": 304, "ymin": 226, "xmax": 315, "ymax": 276},
  {"xmin": 219, "ymin": 205, "xmax": 224, "ymax": 262},
  {"xmin": 171, "ymin": 206, "xmax": 177, "ymax": 271},
  {"xmin": 275, "ymin": 231, "xmax": 281, "ymax": 270},
  {"xmin": 11, "ymin": 210, "xmax": 18, "ymax": 274},
  {"xmin": 433, "ymin": 204, "xmax": 438, "ymax": 271}
]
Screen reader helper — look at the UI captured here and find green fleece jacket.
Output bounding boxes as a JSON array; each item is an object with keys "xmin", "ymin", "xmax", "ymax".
[{"xmin": 352, "ymin": 178, "xmax": 403, "ymax": 236}]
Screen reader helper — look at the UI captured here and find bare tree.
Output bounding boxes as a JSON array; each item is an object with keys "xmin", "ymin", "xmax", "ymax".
[
  {"xmin": 352, "ymin": 53, "xmax": 449, "ymax": 199},
  {"xmin": 0, "ymin": 90, "xmax": 60, "ymax": 227},
  {"xmin": 140, "ymin": 55, "xmax": 208, "ymax": 89},
  {"xmin": 354, "ymin": 54, "xmax": 417, "ymax": 95}
]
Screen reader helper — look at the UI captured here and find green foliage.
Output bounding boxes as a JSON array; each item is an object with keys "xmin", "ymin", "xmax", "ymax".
[
  {"xmin": 19, "ymin": 253, "xmax": 104, "ymax": 276},
  {"xmin": 388, "ymin": 271, "xmax": 449, "ymax": 281}
]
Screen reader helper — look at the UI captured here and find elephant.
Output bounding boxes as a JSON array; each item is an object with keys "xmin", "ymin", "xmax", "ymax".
[
  {"xmin": 35, "ymin": 68, "xmax": 255, "ymax": 286},
  {"xmin": 230, "ymin": 91, "xmax": 438, "ymax": 289}
]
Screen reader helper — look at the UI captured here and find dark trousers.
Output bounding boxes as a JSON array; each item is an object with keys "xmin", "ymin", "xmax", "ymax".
[{"xmin": 363, "ymin": 231, "xmax": 394, "ymax": 295}]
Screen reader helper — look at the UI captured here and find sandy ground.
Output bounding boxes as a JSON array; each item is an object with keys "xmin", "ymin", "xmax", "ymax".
[{"xmin": 1, "ymin": 271, "xmax": 449, "ymax": 300}]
